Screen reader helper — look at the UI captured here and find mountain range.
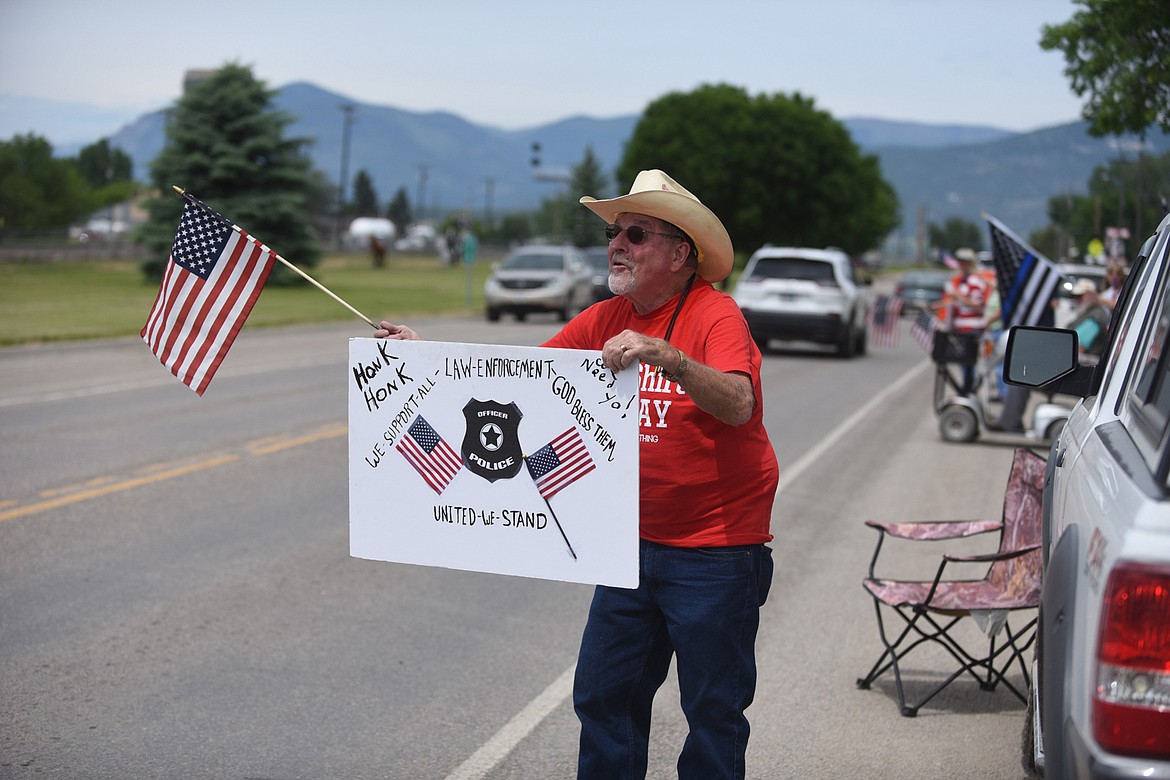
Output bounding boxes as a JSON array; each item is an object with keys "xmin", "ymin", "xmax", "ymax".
[{"xmin": 99, "ymin": 82, "xmax": 1170, "ymax": 240}]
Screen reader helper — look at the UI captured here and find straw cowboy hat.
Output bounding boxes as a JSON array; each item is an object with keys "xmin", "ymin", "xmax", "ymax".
[
  {"xmin": 579, "ymin": 169, "xmax": 734, "ymax": 283},
  {"xmin": 954, "ymin": 247, "xmax": 978, "ymax": 264}
]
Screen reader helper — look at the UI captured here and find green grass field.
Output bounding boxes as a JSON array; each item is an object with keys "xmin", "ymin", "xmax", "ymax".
[
  {"xmin": 0, "ymin": 254, "xmax": 497, "ymax": 345},
  {"xmin": 0, "ymin": 250, "xmax": 890, "ymax": 346}
]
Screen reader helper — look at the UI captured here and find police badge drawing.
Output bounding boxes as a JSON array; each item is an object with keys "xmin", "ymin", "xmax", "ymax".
[{"xmin": 348, "ymin": 338, "xmax": 639, "ymax": 587}]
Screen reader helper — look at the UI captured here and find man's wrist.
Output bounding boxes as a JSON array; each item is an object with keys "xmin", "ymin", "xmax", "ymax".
[{"xmin": 664, "ymin": 348, "xmax": 687, "ymax": 382}]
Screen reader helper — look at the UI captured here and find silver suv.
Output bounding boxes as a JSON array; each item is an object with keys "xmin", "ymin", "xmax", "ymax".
[
  {"xmin": 484, "ymin": 244, "xmax": 594, "ymax": 322},
  {"xmin": 732, "ymin": 246, "xmax": 869, "ymax": 357},
  {"xmin": 1005, "ymin": 211, "xmax": 1170, "ymax": 778}
]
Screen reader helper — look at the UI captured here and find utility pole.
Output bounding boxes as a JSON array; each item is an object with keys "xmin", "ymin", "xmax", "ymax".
[
  {"xmin": 416, "ymin": 164, "xmax": 429, "ymax": 223},
  {"xmin": 484, "ymin": 177, "xmax": 495, "ymax": 229},
  {"xmin": 915, "ymin": 204, "xmax": 927, "ymax": 265},
  {"xmin": 336, "ymin": 104, "xmax": 355, "ymax": 249},
  {"xmin": 530, "ymin": 141, "xmax": 571, "ymax": 241}
]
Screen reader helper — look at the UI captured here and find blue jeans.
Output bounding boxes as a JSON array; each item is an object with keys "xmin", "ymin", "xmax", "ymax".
[{"xmin": 574, "ymin": 540, "xmax": 774, "ymax": 780}]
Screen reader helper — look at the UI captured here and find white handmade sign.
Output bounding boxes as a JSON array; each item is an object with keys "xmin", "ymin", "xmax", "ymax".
[{"xmin": 348, "ymin": 338, "xmax": 639, "ymax": 587}]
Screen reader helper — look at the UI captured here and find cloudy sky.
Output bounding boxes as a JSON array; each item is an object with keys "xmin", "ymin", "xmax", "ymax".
[{"xmin": 1, "ymin": 0, "xmax": 1085, "ymax": 147}]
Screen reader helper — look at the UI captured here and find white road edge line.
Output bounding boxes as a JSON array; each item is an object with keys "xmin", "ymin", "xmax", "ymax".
[
  {"xmin": 774, "ymin": 359, "xmax": 931, "ymax": 494},
  {"xmin": 443, "ymin": 663, "xmax": 578, "ymax": 780},
  {"xmin": 442, "ymin": 358, "xmax": 931, "ymax": 780}
]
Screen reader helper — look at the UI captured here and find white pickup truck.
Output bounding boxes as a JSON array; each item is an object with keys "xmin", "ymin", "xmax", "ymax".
[{"xmin": 1005, "ymin": 211, "xmax": 1170, "ymax": 778}]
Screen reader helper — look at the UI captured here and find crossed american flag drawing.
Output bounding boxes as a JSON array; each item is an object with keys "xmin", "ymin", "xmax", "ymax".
[
  {"xmin": 395, "ymin": 414, "xmax": 596, "ymax": 559},
  {"xmin": 396, "ymin": 415, "xmax": 595, "ymax": 498}
]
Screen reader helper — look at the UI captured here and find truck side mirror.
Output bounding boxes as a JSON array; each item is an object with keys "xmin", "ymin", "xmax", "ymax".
[{"xmin": 1004, "ymin": 327, "xmax": 1079, "ymax": 388}]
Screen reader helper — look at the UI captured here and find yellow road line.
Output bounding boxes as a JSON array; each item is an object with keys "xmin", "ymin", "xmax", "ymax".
[
  {"xmin": 0, "ymin": 423, "xmax": 348, "ymax": 523},
  {"xmin": 246, "ymin": 422, "xmax": 348, "ymax": 456},
  {"xmin": 0, "ymin": 455, "xmax": 239, "ymax": 522},
  {"xmin": 39, "ymin": 475, "xmax": 119, "ymax": 499}
]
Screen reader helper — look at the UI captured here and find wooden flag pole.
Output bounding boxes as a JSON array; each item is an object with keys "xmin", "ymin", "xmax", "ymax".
[{"xmin": 172, "ymin": 186, "xmax": 378, "ymax": 329}]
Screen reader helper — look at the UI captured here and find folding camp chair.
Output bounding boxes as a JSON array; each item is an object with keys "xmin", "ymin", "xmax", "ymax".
[{"xmin": 856, "ymin": 447, "xmax": 1046, "ymax": 716}]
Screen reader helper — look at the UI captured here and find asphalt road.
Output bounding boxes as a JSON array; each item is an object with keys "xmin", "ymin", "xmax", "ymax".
[{"xmin": 0, "ymin": 314, "xmax": 1043, "ymax": 779}]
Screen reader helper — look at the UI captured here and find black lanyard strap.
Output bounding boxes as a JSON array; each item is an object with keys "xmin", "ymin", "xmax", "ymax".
[{"xmin": 662, "ymin": 273, "xmax": 696, "ymax": 345}]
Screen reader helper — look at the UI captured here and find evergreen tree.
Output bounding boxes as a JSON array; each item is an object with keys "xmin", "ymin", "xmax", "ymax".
[
  {"xmin": 385, "ymin": 186, "xmax": 412, "ymax": 232},
  {"xmin": 351, "ymin": 170, "xmax": 378, "ymax": 215},
  {"xmin": 526, "ymin": 148, "xmax": 611, "ymax": 245},
  {"xmin": 567, "ymin": 147, "xmax": 611, "ymax": 247},
  {"xmin": 139, "ymin": 63, "xmax": 321, "ymax": 282}
]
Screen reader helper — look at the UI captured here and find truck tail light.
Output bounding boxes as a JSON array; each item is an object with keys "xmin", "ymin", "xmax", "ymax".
[{"xmin": 1094, "ymin": 562, "xmax": 1170, "ymax": 759}]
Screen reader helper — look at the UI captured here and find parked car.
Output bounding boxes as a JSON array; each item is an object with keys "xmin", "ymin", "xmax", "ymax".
[
  {"xmin": 394, "ymin": 223, "xmax": 437, "ymax": 253},
  {"xmin": 732, "ymin": 246, "xmax": 869, "ymax": 357},
  {"xmin": 582, "ymin": 246, "xmax": 614, "ymax": 302},
  {"xmin": 1053, "ymin": 262, "xmax": 1109, "ymax": 328},
  {"xmin": 1005, "ymin": 211, "xmax": 1170, "ymax": 778},
  {"xmin": 893, "ymin": 269, "xmax": 951, "ymax": 316},
  {"xmin": 484, "ymin": 244, "xmax": 594, "ymax": 322}
]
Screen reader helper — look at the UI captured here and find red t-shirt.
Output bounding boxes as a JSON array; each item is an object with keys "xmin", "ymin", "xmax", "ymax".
[
  {"xmin": 543, "ymin": 279, "xmax": 778, "ymax": 547},
  {"xmin": 945, "ymin": 271, "xmax": 989, "ymax": 333}
]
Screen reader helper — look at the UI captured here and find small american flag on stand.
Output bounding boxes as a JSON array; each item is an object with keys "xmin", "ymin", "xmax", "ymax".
[
  {"xmin": 396, "ymin": 416, "xmax": 463, "ymax": 494},
  {"xmin": 866, "ymin": 295, "xmax": 903, "ymax": 348},
  {"xmin": 526, "ymin": 427, "xmax": 596, "ymax": 500},
  {"xmin": 910, "ymin": 309, "xmax": 939, "ymax": 355},
  {"xmin": 141, "ymin": 196, "xmax": 276, "ymax": 395}
]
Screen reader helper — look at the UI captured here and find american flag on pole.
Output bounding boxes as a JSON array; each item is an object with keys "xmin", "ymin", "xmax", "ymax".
[
  {"xmin": 525, "ymin": 427, "xmax": 596, "ymax": 500},
  {"xmin": 910, "ymin": 308, "xmax": 939, "ymax": 355},
  {"xmin": 986, "ymin": 214, "xmax": 1061, "ymax": 328},
  {"xmin": 141, "ymin": 197, "xmax": 276, "ymax": 395},
  {"xmin": 396, "ymin": 416, "xmax": 463, "ymax": 494},
  {"xmin": 866, "ymin": 295, "xmax": 903, "ymax": 348}
]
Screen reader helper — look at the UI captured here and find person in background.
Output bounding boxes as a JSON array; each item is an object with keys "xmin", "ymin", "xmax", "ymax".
[
  {"xmin": 982, "ymin": 281, "xmax": 1007, "ymax": 401},
  {"xmin": 461, "ymin": 227, "xmax": 477, "ymax": 265},
  {"xmin": 369, "ymin": 235, "xmax": 386, "ymax": 268},
  {"xmin": 945, "ymin": 248, "xmax": 989, "ymax": 395},
  {"xmin": 1067, "ymin": 279, "xmax": 1112, "ymax": 358},
  {"xmin": 1100, "ymin": 261, "xmax": 1128, "ymax": 311},
  {"xmin": 990, "ymin": 292, "xmax": 1057, "ymax": 434},
  {"xmin": 375, "ymin": 170, "xmax": 779, "ymax": 780}
]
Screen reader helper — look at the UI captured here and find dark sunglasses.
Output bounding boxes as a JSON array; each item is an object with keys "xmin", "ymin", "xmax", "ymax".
[{"xmin": 604, "ymin": 223, "xmax": 684, "ymax": 244}]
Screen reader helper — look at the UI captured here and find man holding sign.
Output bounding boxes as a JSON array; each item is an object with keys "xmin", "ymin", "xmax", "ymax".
[{"xmin": 377, "ymin": 170, "xmax": 778, "ymax": 780}]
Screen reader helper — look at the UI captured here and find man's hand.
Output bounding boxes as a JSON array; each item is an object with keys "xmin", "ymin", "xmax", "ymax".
[
  {"xmin": 601, "ymin": 329, "xmax": 755, "ymax": 426},
  {"xmin": 374, "ymin": 320, "xmax": 421, "ymax": 340},
  {"xmin": 601, "ymin": 330, "xmax": 665, "ymax": 374}
]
